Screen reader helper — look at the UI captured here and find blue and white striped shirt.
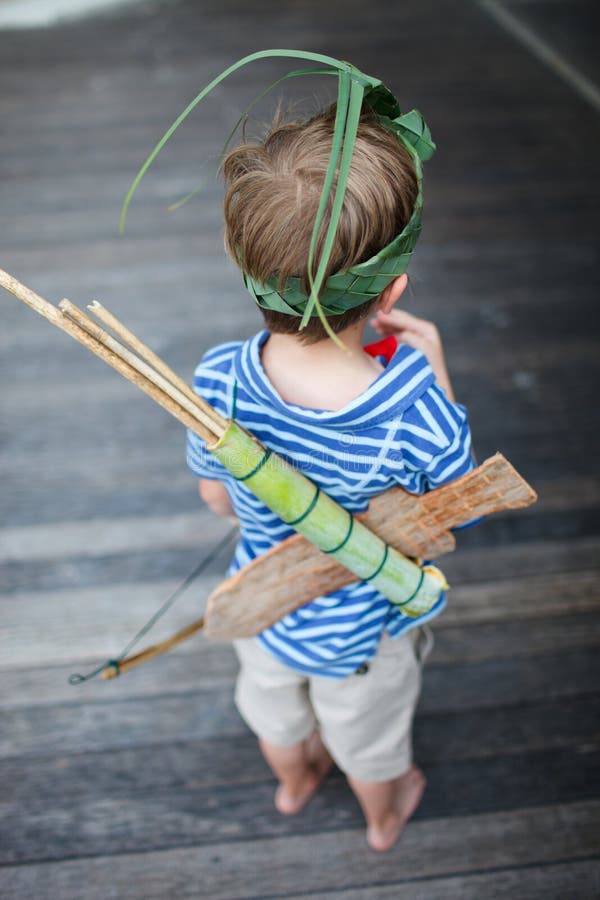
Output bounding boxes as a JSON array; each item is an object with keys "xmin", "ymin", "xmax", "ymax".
[{"xmin": 187, "ymin": 330, "xmax": 474, "ymax": 678}]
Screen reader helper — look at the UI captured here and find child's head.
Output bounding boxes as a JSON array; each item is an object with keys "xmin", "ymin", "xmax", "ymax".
[{"xmin": 222, "ymin": 105, "xmax": 418, "ymax": 343}]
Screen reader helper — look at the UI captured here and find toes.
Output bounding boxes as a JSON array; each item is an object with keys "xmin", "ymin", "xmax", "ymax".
[
  {"xmin": 274, "ymin": 785, "xmax": 305, "ymax": 815},
  {"xmin": 367, "ymin": 822, "xmax": 403, "ymax": 852},
  {"xmin": 274, "ymin": 774, "xmax": 319, "ymax": 816}
]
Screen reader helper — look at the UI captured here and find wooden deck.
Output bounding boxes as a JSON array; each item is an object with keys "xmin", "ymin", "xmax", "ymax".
[{"xmin": 1, "ymin": 0, "xmax": 599, "ymax": 896}]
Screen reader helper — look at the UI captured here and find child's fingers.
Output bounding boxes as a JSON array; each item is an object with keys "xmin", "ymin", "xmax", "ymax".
[
  {"xmin": 371, "ymin": 309, "xmax": 440, "ymax": 342},
  {"xmin": 375, "ymin": 308, "xmax": 420, "ymax": 327},
  {"xmin": 369, "ymin": 318, "xmax": 387, "ymax": 335},
  {"xmin": 369, "ymin": 318, "xmax": 388, "ymax": 335},
  {"xmin": 392, "ymin": 331, "xmax": 430, "ymax": 354},
  {"xmin": 370, "ymin": 319, "xmax": 425, "ymax": 350},
  {"xmin": 369, "ymin": 309, "xmax": 413, "ymax": 333},
  {"xmin": 376, "ymin": 308, "xmax": 437, "ymax": 334}
]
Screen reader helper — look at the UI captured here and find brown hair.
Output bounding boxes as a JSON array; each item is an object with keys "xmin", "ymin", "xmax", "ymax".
[{"xmin": 222, "ymin": 105, "xmax": 418, "ymax": 343}]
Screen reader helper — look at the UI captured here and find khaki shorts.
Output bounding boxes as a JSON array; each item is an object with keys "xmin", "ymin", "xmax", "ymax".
[{"xmin": 233, "ymin": 627, "xmax": 432, "ymax": 782}]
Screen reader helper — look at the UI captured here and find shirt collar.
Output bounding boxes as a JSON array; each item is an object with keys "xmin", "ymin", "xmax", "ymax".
[{"xmin": 232, "ymin": 329, "xmax": 435, "ymax": 430}]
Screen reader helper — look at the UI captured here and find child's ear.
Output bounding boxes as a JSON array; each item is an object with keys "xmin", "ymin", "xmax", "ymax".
[{"xmin": 378, "ymin": 274, "xmax": 409, "ymax": 314}]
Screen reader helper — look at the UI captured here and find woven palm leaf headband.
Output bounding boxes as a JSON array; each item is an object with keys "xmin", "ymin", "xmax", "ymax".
[{"xmin": 120, "ymin": 50, "xmax": 435, "ymax": 344}]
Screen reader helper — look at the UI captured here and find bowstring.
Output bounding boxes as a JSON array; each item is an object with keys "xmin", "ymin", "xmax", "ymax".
[{"xmin": 68, "ymin": 522, "xmax": 239, "ymax": 684}]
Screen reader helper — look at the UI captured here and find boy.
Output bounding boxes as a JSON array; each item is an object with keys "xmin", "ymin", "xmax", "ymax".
[{"xmin": 187, "ymin": 102, "xmax": 473, "ymax": 852}]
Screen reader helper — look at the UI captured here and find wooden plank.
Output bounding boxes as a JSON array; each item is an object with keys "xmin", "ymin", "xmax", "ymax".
[
  {"xmin": 513, "ymin": 475, "xmax": 600, "ymax": 513},
  {"xmin": 442, "ymin": 569, "xmax": 600, "ymax": 626},
  {"xmin": 291, "ymin": 859, "xmax": 600, "ymax": 900},
  {"xmin": 0, "ymin": 688, "xmax": 245, "ymax": 760},
  {"xmin": 2, "ymin": 607, "xmax": 599, "ymax": 709},
  {"xmin": 2, "ymin": 450, "xmax": 596, "ymax": 534},
  {"xmin": 1, "ymin": 692, "xmax": 597, "ymax": 802},
  {"xmin": 420, "ymin": 649, "xmax": 600, "ymax": 715},
  {"xmin": 2, "ymin": 546, "xmax": 227, "ymax": 595},
  {"xmin": 1, "ymin": 560, "xmax": 599, "ymax": 683},
  {"xmin": 13, "ymin": 374, "xmax": 598, "ymax": 473},
  {"xmin": 497, "ymin": 0, "xmax": 600, "ymax": 89},
  {"xmin": 0, "ymin": 657, "xmax": 236, "ymax": 713},
  {"xmin": 0, "ymin": 510, "xmax": 218, "ymax": 564},
  {"xmin": 0, "ymin": 577, "xmax": 222, "ymax": 668},
  {"xmin": 0, "ymin": 744, "xmax": 598, "ymax": 865},
  {"xmin": 2, "ymin": 561, "xmax": 599, "ymax": 670},
  {"xmin": 439, "ymin": 536, "xmax": 600, "ymax": 584},
  {"xmin": 1, "ymin": 649, "xmax": 598, "ymax": 759},
  {"xmin": 1, "ymin": 474, "xmax": 596, "ymax": 565},
  {"xmin": 1, "ymin": 238, "xmax": 594, "ymax": 333},
  {"xmin": 1, "ymin": 479, "xmax": 202, "ymax": 531},
  {"xmin": 0, "ymin": 801, "xmax": 598, "ymax": 900},
  {"xmin": 0, "ymin": 642, "xmax": 239, "ymax": 709},
  {"xmin": 430, "ymin": 611, "xmax": 600, "ymax": 664},
  {"xmin": 415, "ymin": 695, "xmax": 600, "ymax": 763},
  {"xmin": 443, "ymin": 506, "xmax": 600, "ymax": 552},
  {"xmin": 2, "ymin": 414, "xmax": 597, "ymax": 525}
]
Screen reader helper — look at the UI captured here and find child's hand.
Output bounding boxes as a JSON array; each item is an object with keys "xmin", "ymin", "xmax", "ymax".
[
  {"xmin": 199, "ymin": 479, "xmax": 236, "ymax": 519},
  {"xmin": 370, "ymin": 308, "xmax": 440, "ymax": 353},
  {"xmin": 370, "ymin": 309, "xmax": 455, "ymax": 401}
]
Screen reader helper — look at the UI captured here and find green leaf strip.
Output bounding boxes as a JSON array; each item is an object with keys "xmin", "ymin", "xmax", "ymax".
[
  {"xmin": 301, "ymin": 68, "xmax": 351, "ymax": 329},
  {"xmin": 304, "ymin": 75, "xmax": 365, "ymax": 344},
  {"xmin": 119, "ymin": 49, "xmax": 372, "ymax": 232}
]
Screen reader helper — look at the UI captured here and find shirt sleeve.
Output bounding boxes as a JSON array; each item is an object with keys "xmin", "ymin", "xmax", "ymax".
[
  {"xmin": 185, "ymin": 342, "xmax": 239, "ymax": 481},
  {"xmin": 186, "ymin": 429, "xmax": 228, "ymax": 481},
  {"xmin": 396, "ymin": 382, "xmax": 475, "ymax": 492}
]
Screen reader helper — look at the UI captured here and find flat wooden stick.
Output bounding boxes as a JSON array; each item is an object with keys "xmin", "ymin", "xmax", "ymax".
[
  {"xmin": 101, "ymin": 617, "xmax": 206, "ymax": 679},
  {"xmin": 204, "ymin": 453, "xmax": 537, "ymax": 639},
  {"xmin": 87, "ymin": 300, "xmax": 225, "ymax": 431},
  {"xmin": 59, "ymin": 299, "xmax": 225, "ymax": 439},
  {"xmin": 0, "ymin": 269, "xmax": 216, "ymax": 443}
]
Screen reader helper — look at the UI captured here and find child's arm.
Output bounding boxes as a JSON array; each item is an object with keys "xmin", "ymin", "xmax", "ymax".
[
  {"xmin": 370, "ymin": 309, "xmax": 455, "ymax": 402},
  {"xmin": 199, "ymin": 478, "xmax": 235, "ymax": 518}
]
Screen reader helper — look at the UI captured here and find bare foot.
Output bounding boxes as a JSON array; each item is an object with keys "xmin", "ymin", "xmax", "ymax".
[
  {"xmin": 274, "ymin": 732, "xmax": 334, "ymax": 815},
  {"xmin": 367, "ymin": 766, "xmax": 426, "ymax": 852}
]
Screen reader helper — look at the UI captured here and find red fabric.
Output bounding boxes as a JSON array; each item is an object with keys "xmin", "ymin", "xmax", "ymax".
[{"xmin": 363, "ymin": 335, "xmax": 398, "ymax": 362}]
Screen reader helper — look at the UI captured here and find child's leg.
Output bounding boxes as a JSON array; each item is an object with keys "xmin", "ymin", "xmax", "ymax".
[
  {"xmin": 233, "ymin": 637, "xmax": 332, "ymax": 814},
  {"xmin": 310, "ymin": 628, "xmax": 428, "ymax": 850},
  {"xmin": 347, "ymin": 766, "xmax": 426, "ymax": 852},
  {"xmin": 259, "ymin": 730, "xmax": 333, "ymax": 815}
]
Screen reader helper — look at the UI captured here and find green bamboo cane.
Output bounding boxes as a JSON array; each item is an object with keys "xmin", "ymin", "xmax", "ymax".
[{"xmin": 210, "ymin": 420, "xmax": 447, "ymax": 617}]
